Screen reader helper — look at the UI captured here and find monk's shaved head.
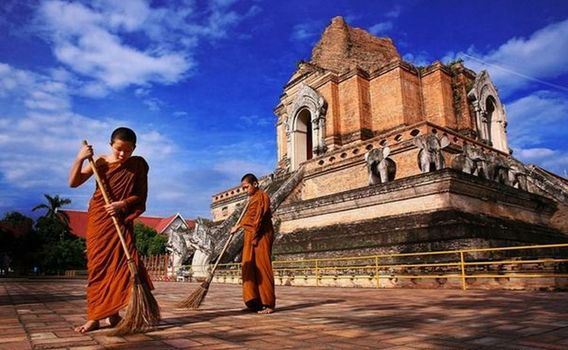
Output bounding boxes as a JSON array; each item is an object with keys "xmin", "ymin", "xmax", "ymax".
[
  {"xmin": 241, "ymin": 173, "xmax": 258, "ymax": 185},
  {"xmin": 111, "ymin": 127, "xmax": 137, "ymax": 146}
]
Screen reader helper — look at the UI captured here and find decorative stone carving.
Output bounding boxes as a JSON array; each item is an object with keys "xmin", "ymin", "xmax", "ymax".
[
  {"xmin": 507, "ymin": 158, "xmax": 528, "ymax": 191},
  {"xmin": 452, "ymin": 143, "xmax": 487, "ymax": 178},
  {"xmin": 188, "ymin": 218, "xmax": 216, "ymax": 278},
  {"xmin": 485, "ymin": 153, "xmax": 511, "ymax": 186},
  {"xmin": 286, "ymin": 83, "xmax": 328, "ymax": 170},
  {"xmin": 413, "ymin": 134, "xmax": 450, "ymax": 173},
  {"xmin": 364, "ymin": 146, "xmax": 396, "ymax": 184},
  {"xmin": 452, "ymin": 144, "xmax": 530, "ymax": 192},
  {"xmin": 467, "ymin": 70, "xmax": 509, "ymax": 153},
  {"xmin": 166, "ymin": 227, "xmax": 192, "ymax": 274}
]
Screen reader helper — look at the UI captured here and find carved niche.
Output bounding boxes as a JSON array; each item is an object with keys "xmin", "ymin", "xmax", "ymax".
[
  {"xmin": 286, "ymin": 83, "xmax": 328, "ymax": 170},
  {"xmin": 467, "ymin": 70, "xmax": 509, "ymax": 153}
]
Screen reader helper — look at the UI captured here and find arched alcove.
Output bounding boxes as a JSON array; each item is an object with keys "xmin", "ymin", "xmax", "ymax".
[
  {"xmin": 286, "ymin": 83, "xmax": 328, "ymax": 170},
  {"xmin": 291, "ymin": 108, "xmax": 314, "ymax": 169},
  {"xmin": 467, "ymin": 71, "xmax": 509, "ymax": 153}
]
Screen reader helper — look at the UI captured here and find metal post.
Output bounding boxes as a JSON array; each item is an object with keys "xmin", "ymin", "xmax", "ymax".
[
  {"xmin": 375, "ymin": 256, "xmax": 380, "ymax": 288},
  {"xmin": 460, "ymin": 251, "xmax": 467, "ymax": 290},
  {"xmin": 315, "ymin": 260, "xmax": 319, "ymax": 287}
]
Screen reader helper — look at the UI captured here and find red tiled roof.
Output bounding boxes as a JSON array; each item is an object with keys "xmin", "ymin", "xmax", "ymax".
[
  {"xmin": 62, "ymin": 210, "xmax": 195, "ymax": 238},
  {"xmin": 155, "ymin": 214, "xmax": 177, "ymax": 233}
]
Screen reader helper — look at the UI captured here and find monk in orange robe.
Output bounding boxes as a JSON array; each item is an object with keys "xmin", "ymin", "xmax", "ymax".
[
  {"xmin": 69, "ymin": 127, "xmax": 153, "ymax": 333},
  {"xmin": 231, "ymin": 173, "xmax": 276, "ymax": 314}
]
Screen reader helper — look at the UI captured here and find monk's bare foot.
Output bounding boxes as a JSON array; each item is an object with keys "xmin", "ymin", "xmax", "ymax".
[
  {"xmin": 107, "ymin": 314, "xmax": 122, "ymax": 327},
  {"xmin": 257, "ymin": 307, "xmax": 274, "ymax": 314},
  {"xmin": 74, "ymin": 320, "xmax": 100, "ymax": 333}
]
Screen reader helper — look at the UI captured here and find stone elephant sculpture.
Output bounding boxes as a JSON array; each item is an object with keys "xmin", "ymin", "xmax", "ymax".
[
  {"xmin": 506, "ymin": 158, "xmax": 528, "ymax": 191},
  {"xmin": 364, "ymin": 146, "xmax": 396, "ymax": 184},
  {"xmin": 451, "ymin": 143, "xmax": 487, "ymax": 178},
  {"xmin": 413, "ymin": 134, "xmax": 450, "ymax": 173},
  {"xmin": 485, "ymin": 152, "xmax": 511, "ymax": 185}
]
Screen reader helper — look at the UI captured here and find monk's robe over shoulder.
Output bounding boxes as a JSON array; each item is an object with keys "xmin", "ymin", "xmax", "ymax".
[{"xmin": 86, "ymin": 156, "xmax": 152, "ymax": 320}]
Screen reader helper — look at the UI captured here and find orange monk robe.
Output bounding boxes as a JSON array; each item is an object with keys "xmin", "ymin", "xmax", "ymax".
[
  {"xmin": 86, "ymin": 156, "xmax": 153, "ymax": 321},
  {"xmin": 239, "ymin": 189, "xmax": 276, "ymax": 310}
]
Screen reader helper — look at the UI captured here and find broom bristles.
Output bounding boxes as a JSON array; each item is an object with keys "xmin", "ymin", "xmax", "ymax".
[
  {"xmin": 107, "ymin": 278, "xmax": 161, "ymax": 336},
  {"xmin": 177, "ymin": 281, "xmax": 210, "ymax": 309}
]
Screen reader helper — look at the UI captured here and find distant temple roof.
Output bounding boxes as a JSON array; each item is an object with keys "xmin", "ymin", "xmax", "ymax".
[
  {"xmin": 62, "ymin": 209, "xmax": 195, "ymax": 238},
  {"xmin": 310, "ymin": 16, "xmax": 401, "ymax": 74}
]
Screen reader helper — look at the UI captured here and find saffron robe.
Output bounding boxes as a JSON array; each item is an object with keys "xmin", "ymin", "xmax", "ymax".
[
  {"xmin": 86, "ymin": 156, "xmax": 153, "ymax": 320},
  {"xmin": 239, "ymin": 189, "xmax": 276, "ymax": 309}
]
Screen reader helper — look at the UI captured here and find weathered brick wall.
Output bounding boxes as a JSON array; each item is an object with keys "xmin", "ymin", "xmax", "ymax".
[
  {"xmin": 369, "ymin": 68, "xmax": 405, "ymax": 132},
  {"xmin": 422, "ymin": 64, "xmax": 457, "ymax": 129},
  {"xmin": 400, "ymin": 68, "xmax": 423, "ymax": 125},
  {"xmin": 338, "ymin": 75, "xmax": 363, "ymax": 136}
]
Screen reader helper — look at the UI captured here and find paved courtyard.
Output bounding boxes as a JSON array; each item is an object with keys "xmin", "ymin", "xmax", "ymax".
[{"xmin": 1, "ymin": 279, "xmax": 567, "ymax": 349}]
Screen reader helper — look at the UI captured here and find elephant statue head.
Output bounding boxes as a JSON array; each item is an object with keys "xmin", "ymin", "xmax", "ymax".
[
  {"xmin": 485, "ymin": 152, "xmax": 511, "ymax": 185},
  {"xmin": 413, "ymin": 134, "xmax": 450, "ymax": 173},
  {"xmin": 452, "ymin": 143, "xmax": 487, "ymax": 178},
  {"xmin": 364, "ymin": 146, "xmax": 396, "ymax": 185},
  {"xmin": 506, "ymin": 158, "xmax": 528, "ymax": 191}
]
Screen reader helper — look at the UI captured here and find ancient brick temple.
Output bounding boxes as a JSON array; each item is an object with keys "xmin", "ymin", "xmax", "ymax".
[{"xmin": 210, "ymin": 17, "xmax": 567, "ymax": 267}]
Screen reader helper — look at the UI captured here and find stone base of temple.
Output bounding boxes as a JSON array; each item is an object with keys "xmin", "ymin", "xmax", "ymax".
[{"xmin": 274, "ymin": 169, "xmax": 566, "ymax": 259}]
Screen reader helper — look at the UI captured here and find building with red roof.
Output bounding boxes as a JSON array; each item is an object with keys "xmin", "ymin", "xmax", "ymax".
[{"xmin": 62, "ymin": 210, "xmax": 195, "ymax": 238}]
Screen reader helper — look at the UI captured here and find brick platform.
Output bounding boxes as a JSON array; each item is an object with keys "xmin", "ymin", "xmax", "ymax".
[{"xmin": 1, "ymin": 279, "xmax": 567, "ymax": 349}]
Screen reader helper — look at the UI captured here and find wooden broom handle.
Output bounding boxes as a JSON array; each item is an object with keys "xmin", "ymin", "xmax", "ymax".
[
  {"xmin": 209, "ymin": 200, "xmax": 250, "ymax": 275},
  {"xmin": 83, "ymin": 140, "xmax": 133, "ymax": 263}
]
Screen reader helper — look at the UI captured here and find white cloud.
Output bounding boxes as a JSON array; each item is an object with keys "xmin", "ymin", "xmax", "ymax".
[
  {"xmin": 290, "ymin": 22, "xmax": 322, "ymax": 42},
  {"xmin": 504, "ymin": 90, "xmax": 568, "ymax": 176},
  {"xmin": 0, "ymin": 63, "xmax": 35, "ymax": 97},
  {"xmin": 454, "ymin": 18, "xmax": 568, "ymax": 96},
  {"xmin": 37, "ymin": 0, "xmax": 259, "ymax": 91},
  {"xmin": 368, "ymin": 21, "xmax": 393, "ymax": 35},
  {"xmin": 39, "ymin": 1, "xmax": 191, "ymax": 89},
  {"xmin": 239, "ymin": 114, "xmax": 272, "ymax": 127},
  {"xmin": 506, "ymin": 90, "xmax": 568, "ymax": 148},
  {"xmin": 402, "ymin": 52, "xmax": 431, "ymax": 67},
  {"xmin": 513, "ymin": 147, "xmax": 568, "ymax": 176},
  {"xmin": 385, "ymin": 6, "xmax": 402, "ymax": 19},
  {"xmin": 213, "ymin": 159, "xmax": 274, "ymax": 180},
  {"xmin": 515, "ymin": 147, "xmax": 556, "ymax": 160}
]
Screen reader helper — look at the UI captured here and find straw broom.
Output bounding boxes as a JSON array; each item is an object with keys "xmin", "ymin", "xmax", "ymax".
[
  {"xmin": 83, "ymin": 140, "xmax": 160, "ymax": 336},
  {"xmin": 177, "ymin": 200, "xmax": 249, "ymax": 309}
]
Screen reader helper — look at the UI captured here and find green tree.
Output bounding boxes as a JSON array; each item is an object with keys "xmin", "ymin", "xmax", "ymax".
[
  {"xmin": 32, "ymin": 194, "xmax": 87, "ymax": 274},
  {"xmin": 0, "ymin": 212, "xmax": 38, "ymax": 275},
  {"xmin": 32, "ymin": 194, "xmax": 71, "ymax": 227},
  {"xmin": 39, "ymin": 238, "xmax": 86, "ymax": 275},
  {"xmin": 148, "ymin": 234, "xmax": 168, "ymax": 256},
  {"xmin": 33, "ymin": 193, "xmax": 76, "ymax": 243},
  {"xmin": 134, "ymin": 223, "xmax": 167, "ymax": 256}
]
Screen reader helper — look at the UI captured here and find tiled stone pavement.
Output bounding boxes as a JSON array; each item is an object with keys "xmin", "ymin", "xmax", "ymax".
[{"xmin": 1, "ymin": 279, "xmax": 568, "ymax": 349}]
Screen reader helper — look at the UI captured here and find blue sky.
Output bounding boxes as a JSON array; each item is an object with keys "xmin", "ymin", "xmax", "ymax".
[{"xmin": 0, "ymin": 0, "xmax": 567, "ymax": 220}]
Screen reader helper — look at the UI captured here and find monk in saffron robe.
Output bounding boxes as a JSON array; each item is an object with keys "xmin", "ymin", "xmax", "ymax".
[
  {"xmin": 231, "ymin": 173, "xmax": 276, "ymax": 314},
  {"xmin": 69, "ymin": 127, "xmax": 153, "ymax": 333}
]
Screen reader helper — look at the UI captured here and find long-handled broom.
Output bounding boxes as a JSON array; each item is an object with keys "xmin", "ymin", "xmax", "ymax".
[
  {"xmin": 83, "ymin": 140, "xmax": 160, "ymax": 336},
  {"xmin": 177, "ymin": 200, "xmax": 249, "ymax": 309}
]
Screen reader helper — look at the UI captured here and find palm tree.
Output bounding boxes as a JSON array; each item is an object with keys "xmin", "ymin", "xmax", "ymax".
[{"xmin": 32, "ymin": 194, "xmax": 71, "ymax": 226}]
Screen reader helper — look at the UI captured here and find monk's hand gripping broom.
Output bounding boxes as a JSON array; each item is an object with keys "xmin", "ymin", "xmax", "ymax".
[
  {"xmin": 83, "ymin": 140, "xmax": 160, "ymax": 336},
  {"xmin": 177, "ymin": 200, "xmax": 249, "ymax": 309}
]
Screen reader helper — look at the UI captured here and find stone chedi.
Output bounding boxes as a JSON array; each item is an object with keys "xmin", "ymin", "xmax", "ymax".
[{"xmin": 207, "ymin": 17, "xmax": 567, "ymax": 285}]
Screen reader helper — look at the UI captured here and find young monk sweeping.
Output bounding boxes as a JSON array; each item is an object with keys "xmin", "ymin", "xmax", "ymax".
[
  {"xmin": 230, "ymin": 173, "xmax": 276, "ymax": 314},
  {"xmin": 69, "ymin": 127, "xmax": 154, "ymax": 333}
]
